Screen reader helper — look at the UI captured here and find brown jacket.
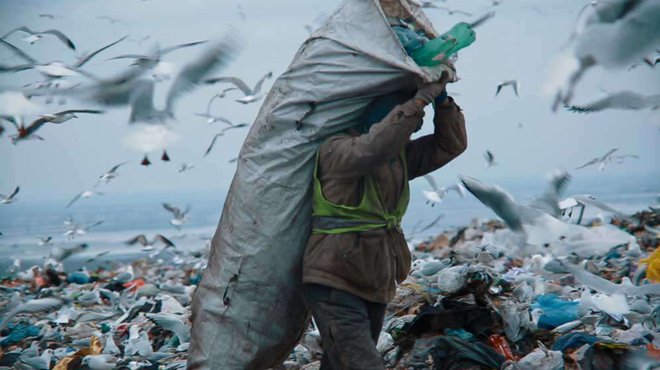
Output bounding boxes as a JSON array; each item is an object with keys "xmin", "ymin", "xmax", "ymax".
[{"xmin": 302, "ymin": 96, "xmax": 467, "ymax": 303}]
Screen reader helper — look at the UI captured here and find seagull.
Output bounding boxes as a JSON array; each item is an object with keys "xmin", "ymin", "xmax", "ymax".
[
  {"xmin": 575, "ymin": 147, "xmax": 619, "ymax": 171},
  {"xmin": 125, "ymin": 234, "xmax": 176, "ymax": 252},
  {"xmin": 552, "ymin": 0, "xmax": 660, "ymax": 110},
  {"xmin": 11, "ymin": 109, "xmax": 104, "ymax": 143},
  {"xmin": 38, "ymin": 14, "xmax": 58, "ymax": 20},
  {"xmin": 96, "ymin": 16, "xmax": 128, "ymax": 25},
  {"xmin": 204, "ymin": 71, "xmax": 273, "ymax": 104},
  {"xmin": 85, "ymin": 250, "xmax": 110, "ymax": 263},
  {"xmin": 96, "ymin": 161, "xmax": 129, "ymax": 185},
  {"xmin": 529, "ymin": 170, "xmax": 571, "ymax": 218},
  {"xmin": 1, "ymin": 26, "xmax": 76, "ymax": 50},
  {"xmin": 194, "ymin": 112, "xmax": 235, "ymax": 125},
  {"xmin": 114, "ymin": 36, "xmax": 240, "ymax": 123},
  {"xmin": 0, "ymin": 186, "xmax": 19, "ymax": 204},
  {"xmin": 162, "ymin": 203, "xmax": 189, "ymax": 229},
  {"xmin": 204, "ymin": 87, "xmax": 238, "ymax": 115},
  {"xmin": 108, "ymin": 40, "xmax": 208, "ymax": 69},
  {"xmin": 422, "ymin": 175, "xmax": 466, "ymax": 206},
  {"xmin": 64, "ymin": 219, "xmax": 103, "ymax": 240},
  {"xmin": 66, "ymin": 189, "xmax": 103, "ymax": 208},
  {"xmin": 484, "ymin": 150, "xmax": 498, "ymax": 168},
  {"xmin": 565, "ymin": 91, "xmax": 660, "ymax": 113},
  {"xmin": 38, "ymin": 236, "xmax": 53, "ymax": 246},
  {"xmin": 81, "ymin": 354, "xmax": 117, "ymax": 370},
  {"xmin": 51, "ymin": 242, "xmax": 89, "ymax": 260},
  {"xmin": 0, "ymin": 297, "xmax": 68, "ymax": 330},
  {"xmin": 123, "ymin": 325, "xmax": 153, "ymax": 357},
  {"xmin": 460, "ymin": 175, "xmax": 635, "ymax": 257},
  {"xmin": 178, "ymin": 163, "xmax": 195, "ymax": 173},
  {"xmin": 146, "ymin": 313, "xmax": 190, "ymax": 345},
  {"xmin": 204, "ymin": 125, "xmax": 249, "ymax": 156},
  {"xmin": 495, "ymin": 80, "xmax": 519, "ymax": 97},
  {"xmin": 560, "ymin": 194, "xmax": 629, "ymax": 219},
  {"xmin": 628, "ymin": 55, "xmax": 660, "ymax": 70}
]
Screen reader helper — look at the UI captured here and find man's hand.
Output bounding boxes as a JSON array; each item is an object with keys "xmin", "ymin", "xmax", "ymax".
[{"xmin": 413, "ymin": 73, "xmax": 450, "ymax": 107}]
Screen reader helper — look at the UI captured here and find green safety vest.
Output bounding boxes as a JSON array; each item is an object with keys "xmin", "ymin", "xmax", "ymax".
[{"xmin": 311, "ymin": 148, "xmax": 410, "ymax": 234}]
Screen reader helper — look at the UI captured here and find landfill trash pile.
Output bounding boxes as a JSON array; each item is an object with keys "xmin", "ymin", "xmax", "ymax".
[
  {"xmin": 0, "ymin": 207, "xmax": 657, "ymax": 369},
  {"xmin": 0, "ymin": 247, "xmax": 205, "ymax": 369},
  {"xmin": 281, "ymin": 207, "xmax": 660, "ymax": 370}
]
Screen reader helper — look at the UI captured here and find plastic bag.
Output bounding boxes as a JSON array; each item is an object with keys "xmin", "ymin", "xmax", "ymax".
[{"xmin": 531, "ymin": 294, "xmax": 578, "ymax": 330}]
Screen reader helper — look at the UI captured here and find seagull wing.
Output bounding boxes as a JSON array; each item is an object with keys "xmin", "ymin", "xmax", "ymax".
[
  {"xmin": 530, "ymin": 170, "xmax": 571, "ymax": 217},
  {"xmin": 146, "ymin": 313, "xmax": 190, "ymax": 344},
  {"xmin": 419, "ymin": 213, "xmax": 445, "ymax": 233},
  {"xmin": 73, "ymin": 35, "xmax": 128, "ymax": 68},
  {"xmin": 600, "ymin": 147, "xmax": 619, "ymax": 161},
  {"xmin": 204, "ymin": 76, "xmax": 251, "ymax": 95},
  {"xmin": 572, "ymin": 194, "xmax": 628, "ymax": 218},
  {"xmin": 512, "ymin": 81, "xmax": 519, "ymax": 96},
  {"xmin": 66, "ymin": 192, "xmax": 83, "ymax": 208},
  {"xmin": 204, "ymin": 133, "xmax": 223, "ymax": 157},
  {"xmin": 0, "ymin": 297, "xmax": 67, "ymax": 331},
  {"xmin": 159, "ymin": 40, "xmax": 208, "ymax": 56},
  {"xmin": 0, "ymin": 38, "xmax": 38, "ymax": 64},
  {"xmin": 162, "ymin": 203, "xmax": 181, "ymax": 216},
  {"xmin": 165, "ymin": 36, "xmax": 240, "ymax": 116},
  {"xmin": 40, "ymin": 29, "xmax": 76, "ymax": 50},
  {"xmin": 460, "ymin": 175, "xmax": 525, "ymax": 231},
  {"xmin": 128, "ymin": 79, "xmax": 157, "ymax": 123},
  {"xmin": 126, "ymin": 234, "xmax": 148, "ymax": 246},
  {"xmin": 56, "ymin": 109, "xmax": 105, "ymax": 115},
  {"xmin": 107, "ymin": 54, "xmax": 149, "ymax": 60},
  {"xmin": 252, "ymin": 71, "xmax": 273, "ymax": 94},
  {"xmin": 565, "ymin": 94, "xmax": 618, "ymax": 113},
  {"xmin": 154, "ymin": 234, "xmax": 176, "ymax": 247},
  {"xmin": 575, "ymin": 157, "xmax": 599, "ymax": 169},
  {"xmin": 495, "ymin": 84, "xmax": 503, "ymax": 96},
  {"xmin": 8, "ymin": 186, "xmax": 19, "ymax": 200},
  {"xmin": 85, "ymin": 220, "xmax": 104, "ymax": 230},
  {"xmin": 1, "ymin": 26, "xmax": 36, "ymax": 39},
  {"xmin": 422, "ymin": 174, "xmax": 440, "ymax": 192},
  {"xmin": 107, "ymin": 161, "xmax": 129, "ymax": 174}
]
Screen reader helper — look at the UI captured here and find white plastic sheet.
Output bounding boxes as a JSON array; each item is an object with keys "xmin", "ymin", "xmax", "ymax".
[{"xmin": 188, "ymin": 1, "xmax": 436, "ymax": 368}]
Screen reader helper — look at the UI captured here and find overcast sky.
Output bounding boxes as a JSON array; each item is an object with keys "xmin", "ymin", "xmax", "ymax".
[{"xmin": 1, "ymin": 0, "xmax": 658, "ymax": 203}]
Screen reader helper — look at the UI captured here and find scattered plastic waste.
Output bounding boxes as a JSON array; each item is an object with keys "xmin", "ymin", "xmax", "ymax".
[{"xmin": 0, "ymin": 203, "xmax": 657, "ymax": 369}]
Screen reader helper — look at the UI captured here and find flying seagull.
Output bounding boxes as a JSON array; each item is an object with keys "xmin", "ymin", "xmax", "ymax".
[
  {"xmin": 422, "ymin": 175, "xmax": 466, "ymax": 206},
  {"xmin": 66, "ymin": 189, "xmax": 103, "ymax": 208},
  {"xmin": 565, "ymin": 91, "xmax": 660, "ymax": 113},
  {"xmin": 0, "ymin": 186, "xmax": 19, "ymax": 204},
  {"xmin": 484, "ymin": 150, "xmax": 498, "ymax": 168},
  {"xmin": 64, "ymin": 220, "xmax": 103, "ymax": 240},
  {"xmin": 575, "ymin": 148, "xmax": 619, "ymax": 171},
  {"xmin": 204, "ymin": 71, "xmax": 273, "ymax": 104},
  {"xmin": 126, "ymin": 234, "xmax": 175, "ymax": 251},
  {"xmin": 162, "ymin": 203, "xmax": 189, "ymax": 229},
  {"xmin": 204, "ymin": 125, "xmax": 249, "ymax": 156},
  {"xmin": 2, "ymin": 26, "xmax": 76, "ymax": 50},
  {"xmin": 108, "ymin": 40, "xmax": 208, "ymax": 69},
  {"xmin": 552, "ymin": 0, "xmax": 660, "ymax": 110},
  {"xmin": 495, "ymin": 80, "xmax": 519, "ymax": 97},
  {"xmin": 96, "ymin": 161, "xmax": 130, "ymax": 185},
  {"xmin": 10, "ymin": 109, "xmax": 104, "ymax": 143},
  {"xmin": 178, "ymin": 163, "xmax": 195, "ymax": 173}
]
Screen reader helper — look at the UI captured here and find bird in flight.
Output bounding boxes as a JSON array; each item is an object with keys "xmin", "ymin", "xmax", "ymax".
[{"xmin": 204, "ymin": 71, "xmax": 273, "ymax": 104}]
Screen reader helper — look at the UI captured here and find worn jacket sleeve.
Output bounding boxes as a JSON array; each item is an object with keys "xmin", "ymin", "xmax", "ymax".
[
  {"xmin": 319, "ymin": 100, "xmax": 425, "ymax": 180},
  {"xmin": 405, "ymin": 96, "xmax": 467, "ymax": 180}
]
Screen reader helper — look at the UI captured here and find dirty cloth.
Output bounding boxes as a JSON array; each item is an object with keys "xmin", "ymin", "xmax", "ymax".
[
  {"xmin": 302, "ymin": 283, "xmax": 386, "ymax": 370},
  {"xmin": 406, "ymin": 335, "xmax": 505, "ymax": 370},
  {"xmin": 303, "ymin": 97, "xmax": 466, "ymax": 303}
]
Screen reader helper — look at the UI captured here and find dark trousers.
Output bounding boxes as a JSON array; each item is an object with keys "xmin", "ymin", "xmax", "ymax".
[{"xmin": 302, "ymin": 283, "xmax": 387, "ymax": 370}]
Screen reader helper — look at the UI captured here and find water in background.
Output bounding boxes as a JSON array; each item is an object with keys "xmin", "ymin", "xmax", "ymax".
[{"xmin": 0, "ymin": 174, "xmax": 657, "ymax": 270}]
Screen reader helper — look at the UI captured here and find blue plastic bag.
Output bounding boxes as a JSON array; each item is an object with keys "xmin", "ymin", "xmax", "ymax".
[{"xmin": 531, "ymin": 294, "xmax": 579, "ymax": 330}]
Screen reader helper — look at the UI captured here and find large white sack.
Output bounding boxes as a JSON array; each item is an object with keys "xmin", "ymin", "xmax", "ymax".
[{"xmin": 187, "ymin": 0, "xmax": 439, "ymax": 368}]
